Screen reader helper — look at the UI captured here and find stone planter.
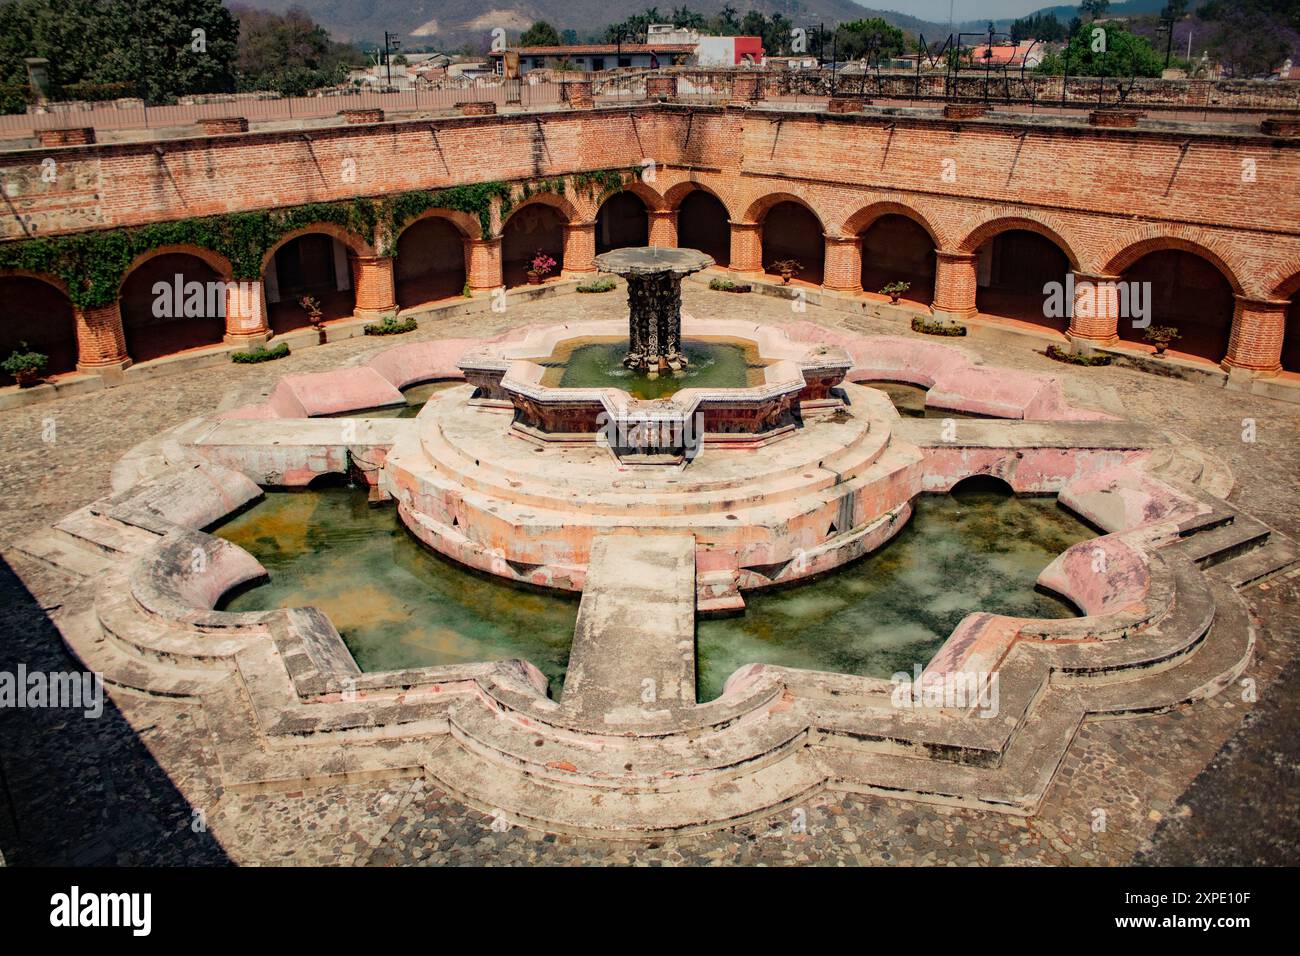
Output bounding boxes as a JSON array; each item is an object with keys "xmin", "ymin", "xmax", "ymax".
[
  {"xmin": 827, "ymin": 96, "xmax": 868, "ymax": 114},
  {"xmin": 37, "ymin": 127, "xmax": 95, "ymax": 147},
  {"xmin": 943, "ymin": 103, "xmax": 987, "ymax": 120},
  {"xmin": 1088, "ymin": 109, "xmax": 1142, "ymax": 128},
  {"xmin": 196, "ymin": 117, "xmax": 249, "ymax": 135},
  {"xmin": 456, "ymin": 101, "xmax": 496, "ymax": 116},
  {"xmin": 339, "ymin": 108, "xmax": 384, "ymax": 124},
  {"xmin": 1261, "ymin": 117, "xmax": 1300, "ymax": 138}
]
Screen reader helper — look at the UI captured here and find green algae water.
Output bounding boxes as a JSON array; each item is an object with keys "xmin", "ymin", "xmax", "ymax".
[
  {"xmin": 536, "ymin": 337, "xmax": 766, "ymax": 400},
  {"xmin": 695, "ymin": 487, "xmax": 1092, "ymax": 702},
  {"xmin": 212, "ymin": 486, "xmax": 1089, "ymax": 707},
  {"xmin": 214, "ymin": 488, "xmax": 578, "ymax": 692},
  {"xmin": 861, "ymin": 381, "xmax": 986, "ymax": 419},
  {"xmin": 342, "ymin": 379, "xmax": 461, "ymax": 419}
]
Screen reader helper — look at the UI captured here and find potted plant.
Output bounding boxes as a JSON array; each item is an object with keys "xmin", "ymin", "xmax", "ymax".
[
  {"xmin": 527, "ymin": 250, "xmax": 557, "ymax": 285},
  {"xmin": 3, "ymin": 343, "xmax": 48, "ymax": 387},
  {"xmin": 1143, "ymin": 326, "xmax": 1181, "ymax": 355},
  {"xmin": 298, "ymin": 294, "xmax": 324, "ymax": 329},
  {"xmin": 881, "ymin": 280, "xmax": 911, "ymax": 304},
  {"xmin": 769, "ymin": 258, "xmax": 802, "ymax": 285}
]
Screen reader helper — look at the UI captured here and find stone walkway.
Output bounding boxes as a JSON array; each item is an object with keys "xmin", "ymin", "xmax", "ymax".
[{"xmin": 0, "ymin": 287, "xmax": 1296, "ymax": 865}]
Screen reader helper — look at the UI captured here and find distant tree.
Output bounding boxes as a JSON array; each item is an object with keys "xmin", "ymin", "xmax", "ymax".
[
  {"xmin": 670, "ymin": 6, "xmax": 707, "ymax": 30},
  {"xmin": 1038, "ymin": 20, "xmax": 1164, "ymax": 77},
  {"xmin": 1010, "ymin": 12, "xmax": 1068, "ymax": 44},
  {"xmin": 1078, "ymin": 0, "xmax": 1111, "ymax": 20},
  {"xmin": 520, "ymin": 21, "xmax": 562, "ymax": 47},
  {"xmin": 836, "ymin": 18, "xmax": 907, "ymax": 64},
  {"xmin": 0, "ymin": 0, "xmax": 238, "ymax": 103},
  {"xmin": 561, "ymin": 29, "xmax": 579, "ymax": 45},
  {"xmin": 1201, "ymin": 1, "xmax": 1292, "ymax": 76},
  {"xmin": 233, "ymin": 5, "xmax": 363, "ymax": 96}
]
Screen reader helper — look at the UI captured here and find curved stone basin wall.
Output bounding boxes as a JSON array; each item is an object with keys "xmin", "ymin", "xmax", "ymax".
[{"xmin": 457, "ymin": 318, "xmax": 852, "ymax": 448}]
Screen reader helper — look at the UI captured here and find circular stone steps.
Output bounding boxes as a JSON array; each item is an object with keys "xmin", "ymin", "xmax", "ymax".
[{"xmin": 448, "ymin": 696, "xmax": 811, "ymax": 791}]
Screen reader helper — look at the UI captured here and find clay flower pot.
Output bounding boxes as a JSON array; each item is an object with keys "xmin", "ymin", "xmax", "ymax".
[
  {"xmin": 779, "ymin": 270, "xmax": 794, "ymax": 285},
  {"xmin": 527, "ymin": 271, "xmax": 543, "ymax": 285},
  {"xmin": 13, "ymin": 368, "xmax": 41, "ymax": 388}
]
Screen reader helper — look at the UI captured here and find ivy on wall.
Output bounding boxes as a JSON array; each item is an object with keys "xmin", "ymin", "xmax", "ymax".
[{"xmin": 0, "ymin": 167, "xmax": 645, "ymax": 308}]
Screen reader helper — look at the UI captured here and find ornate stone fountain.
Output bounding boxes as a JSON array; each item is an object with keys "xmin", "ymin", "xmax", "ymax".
[{"xmin": 593, "ymin": 246, "xmax": 714, "ymax": 373}]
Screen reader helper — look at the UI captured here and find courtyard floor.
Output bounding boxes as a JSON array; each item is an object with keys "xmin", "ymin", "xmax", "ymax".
[{"xmin": 0, "ymin": 286, "xmax": 1296, "ymax": 866}]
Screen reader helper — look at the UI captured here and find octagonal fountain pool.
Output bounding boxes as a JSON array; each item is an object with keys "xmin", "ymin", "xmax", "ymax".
[{"xmin": 215, "ymin": 477, "xmax": 1090, "ymax": 701}]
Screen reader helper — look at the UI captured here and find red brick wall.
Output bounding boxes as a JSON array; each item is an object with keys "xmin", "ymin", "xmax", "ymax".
[{"xmin": 4, "ymin": 103, "xmax": 1299, "ymax": 371}]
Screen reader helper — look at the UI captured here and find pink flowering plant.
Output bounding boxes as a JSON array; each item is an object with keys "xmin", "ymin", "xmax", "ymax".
[{"xmin": 529, "ymin": 250, "xmax": 558, "ymax": 277}]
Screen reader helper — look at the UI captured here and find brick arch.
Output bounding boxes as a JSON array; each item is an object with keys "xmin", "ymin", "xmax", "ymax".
[
  {"xmin": 956, "ymin": 214, "xmax": 1080, "ymax": 270},
  {"xmin": 392, "ymin": 207, "xmax": 481, "ymax": 243},
  {"xmin": 1102, "ymin": 235, "xmax": 1244, "ymax": 295},
  {"xmin": 605, "ymin": 180, "xmax": 666, "ymax": 212},
  {"xmin": 0, "ymin": 267, "xmax": 73, "ymax": 299},
  {"xmin": 503, "ymin": 192, "xmax": 583, "ymax": 230},
  {"xmin": 1272, "ymin": 270, "xmax": 1300, "ymax": 300},
  {"xmin": 843, "ymin": 202, "xmax": 941, "ymax": 246},
  {"xmin": 118, "ymin": 244, "xmax": 234, "ymax": 292},
  {"xmin": 0, "ymin": 269, "xmax": 79, "ymax": 381},
  {"xmin": 741, "ymin": 192, "xmax": 827, "ymax": 230},
  {"xmin": 259, "ymin": 224, "xmax": 375, "ymax": 275},
  {"xmin": 663, "ymin": 180, "xmax": 736, "ymax": 219}
]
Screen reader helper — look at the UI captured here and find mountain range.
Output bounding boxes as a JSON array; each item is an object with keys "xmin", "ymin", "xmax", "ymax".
[{"xmin": 231, "ymin": 1, "xmax": 1190, "ymax": 47}]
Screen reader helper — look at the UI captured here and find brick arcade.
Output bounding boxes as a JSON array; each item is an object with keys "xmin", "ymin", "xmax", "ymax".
[{"xmin": 1, "ymin": 89, "xmax": 1298, "ymax": 395}]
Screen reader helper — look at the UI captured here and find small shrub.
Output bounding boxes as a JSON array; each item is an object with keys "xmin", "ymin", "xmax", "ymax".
[
  {"xmin": 881, "ymin": 280, "xmax": 911, "ymax": 302},
  {"xmin": 911, "ymin": 316, "xmax": 967, "ymax": 337},
  {"xmin": 1143, "ymin": 326, "xmax": 1181, "ymax": 353},
  {"xmin": 709, "ymin": 277, "xmax": 735, "ymax": 291},
  {"xmin": 2, "ymin": 343, "xmax": 49, "ymax": 378},
  {"xmin": 1045, "ymin": 344, "xmax": 1112, "ymax": 366},
  {"xmin": 462, "ymin": 281, "xmax": 473, "ymax": 298},
  {"xmin": 577, "ymin": 276, "xmax": 617, "ymax": 293},
  {"xmin": 364, "ymin": 315, "xmax": 418, "ymax": 336},
  {"xmin": 231, "ymin": 342, "xmax": 290, "ymax": 363}
]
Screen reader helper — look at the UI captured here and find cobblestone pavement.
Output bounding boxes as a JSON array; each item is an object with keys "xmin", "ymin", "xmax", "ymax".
[{"xmin": 0, "ymin": 287, "xmax": 1297, "ymax": 865}]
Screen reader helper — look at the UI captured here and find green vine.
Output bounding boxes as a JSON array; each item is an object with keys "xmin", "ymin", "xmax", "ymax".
[{"xmin": 0, "ymin": 167, "xmax": 645, "ymax": 307}]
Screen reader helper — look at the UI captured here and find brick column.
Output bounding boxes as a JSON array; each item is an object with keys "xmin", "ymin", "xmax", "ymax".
[
  {"xmin": 75, "ymin": 302, "xmax": 131, "ymax": 381},
  {"xmin": 223, "ymin": 280, "xmax": 269, "ymax": 346},
  {"xmin": 647, "ymin": 209, "xmax": 677, "ymax": 247},
  {"xmin": 730, "ymin": 73, "xmax": 763, "ymax": 105},
  {"xmin": 563, "ymin": 81, "xmax": 594, "ymax": 109},
  {"xmin": 930, "ymin": 251, "xmax": 978, "ymax": 321},
  {"xmin": 1223, "ymin": 295, "xmax": 1288, "ymax": 372},
  {"xmin": 350, "ymin": 255, "xmax": 396, "ymax": 317},
  {"xmin": 728, "ymin": 221, "xmax": 763, "ymax": 274},
  {"xmin": 822, "ymin": 235, "xmax": 863, "ymax": 293},
  {"xmin": 464, "ymin": 237, "xmax": 503, "ymax": 292},
  {"xmin": 562, "ymin": 223, "xmax": 597, "ymax": 276},
  {"xmin": 1067, "ymin": 271, "xmax": 1122, "ymax": 344},
  {"xmin": 646, "ymin": 76, "xmax": 677, "ymax": 101}
]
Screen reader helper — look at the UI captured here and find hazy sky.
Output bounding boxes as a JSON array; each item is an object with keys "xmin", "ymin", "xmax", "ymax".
[{"xmin": 871, "ymin": 1, "xmax": 1059, "ymax": 22}]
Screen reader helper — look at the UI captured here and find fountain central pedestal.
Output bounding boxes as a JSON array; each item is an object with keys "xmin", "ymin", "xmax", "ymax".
[{"xmin": 593, "ymin": 246, "xmax": 714, "ymax": 373}]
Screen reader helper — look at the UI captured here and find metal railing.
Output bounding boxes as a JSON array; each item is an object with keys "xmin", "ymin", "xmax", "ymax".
[{"xmin": 3, "ymin": 69, "xmax": 1295, "ymax": 142}]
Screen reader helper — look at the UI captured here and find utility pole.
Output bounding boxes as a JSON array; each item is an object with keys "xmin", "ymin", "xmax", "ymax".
[{"xmin": 383, "ymin": 31, "xmax": 401, "ymax": 88}]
